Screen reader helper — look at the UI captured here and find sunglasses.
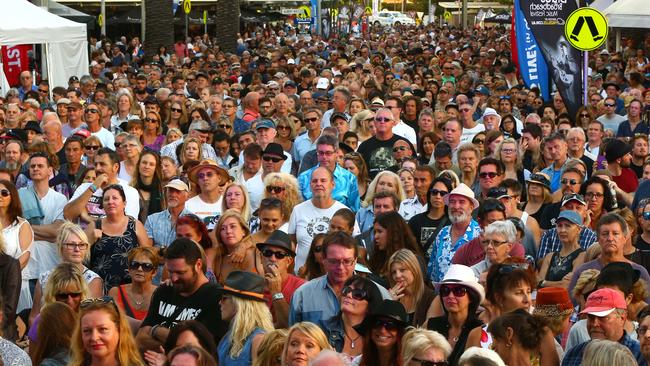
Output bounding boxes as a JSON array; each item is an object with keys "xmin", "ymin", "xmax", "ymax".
[
  {"xmin": 55, "ymin": 292, "xmax": 82, "ymax": 302},
  {"xmin": 129, "ymin": 261, "xmax": 155, "ymax": 272},
  {"xmin": 473, "ymin": 139, "xmax": 485, "ymax": 144},
  {"xmin": 218, "ymin": 124, "xmax": 231, "ymax": 129},
  {"xmin": 197, "ymin": 172, "xmax": 216, "ymax": 180},
  {"xmin": 64, "ymin": 242, "xmax": 88, "ymax": 250},
  {"xmin": 266, "ymin": 185, "xmax": 285, "ymax": 194},
  {"xmin": 393, "ymin": 146, "xmax": 408, "ymax": 152},
  {"xmin": 171, "ymin": 107, "xmax": 183, "ymax": 113},
  {"xmin": 440, "ymin": 285, "xmax": 468, "ymax": 297},
  {"xmin": 0, "ymin": 189, "xmax": 10, "ymax": 197},
  {"xmin": 413, "ymin": 359, "xmax": 448, "ymax": 366},
  {"xmin": 342, "ymin": 286, "xmax": 368, "ymax": 301},
  {"xmin": 263, "ymin": 155, "xmax": 283, "ymax": 163},
  {"xmin": 605, "ymin": 103, "xmax": 615, "ymax": 107},
  {"xmin": 304, "ymin": 117, "xmax": 319, "ymax": 123},
  {"xmin": 85, "ymin": 108, "xmax": 99, "ymax": 114},
  {"xmin": 144, "ymin": 117, "xmax": 158, "ymax": 123},
  {"xmin": 561, "ymin": 178, "xmax": 579, "ymax": 185},
  {"xmin": 429, "ymin": 189, "xmax": 448, "ymax": 197},
  {"xmin": 479, "ymin": 172, "xmax": 498, "ymax": 179},
  {"xmin": 643, "ymin": 212, "xmax": 650, "ymax": 220},
  {"xmin": 262, "ymin": 249, "xmax": 290, "ymax": 259},
  {"xmin": 373, "ymin": 319, "xmax": 400, "ymax": 332},
  {"xmin": 277, "ymin": 125, "xmax": 291, "ymax": 130},
  {"xmin": 497, "ymin": 263, "xmax": 530, "ymax": 274},
  {"xmin": 481, "ymin": 239, "xmax": 508, "ymax": 247},
  {"xmin": 375, "ymin": 117, "xmax": 392, "ymax": 123}
]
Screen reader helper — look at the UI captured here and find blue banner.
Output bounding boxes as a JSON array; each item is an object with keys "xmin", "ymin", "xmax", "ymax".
[{"xmin": 514, "ymin": 0, "xmax": 550, "ymax": 101}]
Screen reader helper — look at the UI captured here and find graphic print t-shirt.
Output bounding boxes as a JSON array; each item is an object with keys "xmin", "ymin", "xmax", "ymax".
[
  {"xmin": 357, "ymin": 135, "xmax": 409, "ymax": 179},
  {"xmin": 184, "ymin": 195, "xmax": 223, "ymax": 231}
]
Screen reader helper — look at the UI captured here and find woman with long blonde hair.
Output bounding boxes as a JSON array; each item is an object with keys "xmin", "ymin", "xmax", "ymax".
[
  {"xmin": 262, "ymin": 173, "xmax": 302, "ymax": 221},
  {"xmin": 387, "ymin": 249, "xmax": 436, "ymax": 326},
  {"xmin": 356, "ymin": 171, "xmax": 406, "ymax": 233},
  {"xmin": 68, "ymin": 297, "xmax": 145, "ymax": 366},
  {"xmin": 252, "ymin": 329, "xmax": 288, "ymax": 366},
  {"xmin": 282, "ymin": 322, "xmax": 333, "ymax": 366},
  {"xmin": 221, "ymin": 182, "xmax": 252, "ymax": 222}
]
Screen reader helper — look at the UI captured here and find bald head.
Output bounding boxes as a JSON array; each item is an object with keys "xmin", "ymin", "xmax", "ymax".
[{"xmin": 243, "ymin": 91, "xmax": 260, "ymax": 109}]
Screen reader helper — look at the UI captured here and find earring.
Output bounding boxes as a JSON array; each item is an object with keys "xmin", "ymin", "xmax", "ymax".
[{"xmin": 506, "ymin": 342, "xmax": 512, "ymax": 348}]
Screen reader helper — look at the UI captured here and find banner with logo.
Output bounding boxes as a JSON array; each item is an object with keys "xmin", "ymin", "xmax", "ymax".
[
  {"xmin": 513, "ymin": 0, "xmax": 551, "ymax": 102},
  {"xmin": 2, "ymin": 45, "xmax": 30, "ymax": 87},
  {"xmin": 520, "ymin": 0, "xmax": 582, "ymax": 117}
]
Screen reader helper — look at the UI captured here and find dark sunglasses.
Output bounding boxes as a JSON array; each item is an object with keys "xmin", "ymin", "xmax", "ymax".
[
  {"xmin": 262, "ymin": 249, "xmax": 290, "ymax": 259},
  {"xmin": 144, "ymin": 117, "xmax": 158, "ymax": 123},
  {"xmin": 342, "ymin": 286, "xmax": 368, "ymax": 301},
  {"xmin": 440, "ymin": 285, "xmax": 468, "ymax": 297},
  {"xmin": 392, "ymin": 146, "xmax": 408, "ymax": 152},
  {"xmin": 266, "ymin": 185, "xmax": 285, "ymax": 194},
  {"xmin": 413, "ymin": 359, "xmax": 448, "ymax": 366},
  {"xmin": 473, "ymin": 138, "xmax": 485, "ymax": 144},
  {"xmin": 643, "ymin": 212, "xmax": 650, "ymax": 220},
  {"xmin": 171, "ymin": 108, "xmax": 183, "ymax": 112},
  {"xmin": 263, "ymin": 155, "xmax": 283, "ymax": 163},
  {"xmin": 429, "ymin": 189, "xmax": 448, "ymax": 197},
  {"xmin": 85, "ymin": 145, "xmax": 100, "ymax": 151},
  {"xmin": 129, "ymin": 261, "xmax": 155, "ymax": 272},
  {"xmin": 0, "ymin": 189, "xmax": 10, "ymax": 197},
  {"xmin": 497, "ymin": 263, "xmax": 530, "ymax": 274},
  {"xmin": 85, "ymin": 108, "xmax": 99, "ymax": 114},
  {"xmin": 561, "ymin": 178, "xmax": 579, "ymax": 185},
  {"xmin": 479, "ymin": 172, "xmax": 499, "ymax": 179},
  {"xmin": 218, "ymin": 124, "xmax": 232, "ymax": 129},
  {"xmin": 55, "ymin": 292, "xmax": 82, "ymax": 302},
  {"xmin": 373, "ymin": 319, "xmax": 400, "ymax": 332}
]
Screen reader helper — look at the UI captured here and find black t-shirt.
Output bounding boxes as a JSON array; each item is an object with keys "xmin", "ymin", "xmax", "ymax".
[
  {"xmin": 539, "ymin": 202, "xmax": 561, "ymax": 230},
  {"xmin": 357, "ymin": 135, "xmax": 408, "ymax": 179},
  {"xmin": 631, "ymin": 162, "xmax": 644, "ymax": 179},
  {"xmin": 630, "ymin": 236, "xmax": 650, "ymax": 271},
  {"xmin": 141, "ymin": 282, "xmax": 227, "ymax": 344},
  {"xmin": 408, "ymin": 213, "xmax": 447, "ymax": 255}
]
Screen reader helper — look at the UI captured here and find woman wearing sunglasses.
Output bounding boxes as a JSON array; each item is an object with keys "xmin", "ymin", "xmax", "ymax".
[
  {"xmin": 274, "ymin": 116, "xmax": 296, "ymax": 154},
  {"xmin": 30, "ymin": 222, "xmax": 102, "ymax": 327},
  {"xmin": 401, "ymin": 328, "xmax": 452, "ymax": 366},
  {"xmin": 297, "ymin": 233, "xmax": 327, "ymax": 280},
  {"xmin": 142, "ymin": 111, "xmax": 165, "ymax": 152},
  {"xmin": 426, "ymin": 264, "xmax": 484, "ymax": 366},
  {"xmin": 165, "ymin": 102, "xmax": 189, "ymax": 134},
  {"xmin": 322, "ymin": 275, "xmax": 382, "ymax": 358},
  {"xmin": 260, "ymin": 173, "xmax": 302, "ymax": 226},
  {"xmin": 353, "ymin": 299, "xmax": 409, "ymax": 366},
  {"xmin": 68, "ymin": 297, "xmax": 145, "ymax": 366},
  {"xmin": 107, "ymin": 247, "xmax": 159, "ymax": 320},
  {"xmin": 83, "ymin": 135, "xmax": 103, "ymax": 168}
]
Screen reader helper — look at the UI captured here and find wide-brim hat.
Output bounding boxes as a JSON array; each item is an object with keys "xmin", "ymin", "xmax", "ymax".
[
  {"xmin": 533, "ymin": 287, "xmax": 573, "ymax": 318},
  {"xmin": 188, "ymin": 159, "xmax": 231, "ymax": 184},
  {"xmin": 256, "ymin": 230, "xmax": 296, "ymax": 257},
  {"xmin": 219, "ymin": 270, "xmax": 266, "ymax": 302},
  {"xmin": 443, "ymin": 183, "xmax": 479, "ymax": 210},
  {"xmin": 353, "ymin": 300, "xmax": 409, "ymax": 334},
  {"xmin": 434, "ymin": 264, "xmax": 485, "ymax": 303}
]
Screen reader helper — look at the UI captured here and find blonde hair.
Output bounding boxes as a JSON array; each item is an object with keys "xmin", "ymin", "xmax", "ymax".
[
  {"xmin": 221, "ymin": 182, "xmax": 252, "ymax": 222},
  {"xmin": 572, "ymin": 269, "xmax": 600, "ymax": 301},
  {"xmin": 228, "ymin": 296, "xmax": 274, "ymax": 358},
  {"xmin": 165, "ymin": 128, "xmax": 183, "ymax": 145},
  {"xmin": 263, "ymin": 172, "xmax": 302, "ymax": 219},
  {"xmin": 281, "ymin": 322, "xmax": 332, "ymax": 365},
  {"xmin": 68, "ymin": 300, "xmax": 145, "ymax": 366},
  {"xmin": 581, "ymin": 339, "xmax": 638, "ymax": 366},
  {"xmin": 56, "ymin": 221, "xmax": 90, "ymax": 261},
  {"xmin": 252, "ymin": 329, "xmax": 288, "ymax": 366},
  {"xmin": 363, "ymin": 171, "xmax": 406, "ymax": 207},
  {"xmin": 276, "ymin": 116, "xmax": 297, "ymax": 139},
  {"xmin": 43, "ymin": 262, "xmax": 90, "ymax": 306},
  {"xmin": 388, "ymin": 249, "xmax": 424, "ymax": 306},
  {"xmin": 180, "ymin": 137, "xmax": 202, "ymax": 164},
  {"xmin": 496, "ymin": 138, "xmax": 522, "ymax": 170},
  {"xmin": 401, "ymin": 328, "xmax": 452, "ymax": 365}
]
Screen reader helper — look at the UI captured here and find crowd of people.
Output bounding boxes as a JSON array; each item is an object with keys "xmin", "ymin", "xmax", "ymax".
[{"xmin": 0, "ymin": 19, "xmax": 649, "ymax": 366}]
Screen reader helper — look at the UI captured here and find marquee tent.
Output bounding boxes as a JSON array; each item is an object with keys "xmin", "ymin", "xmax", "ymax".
[
  {"xmin": 602, "ymin": 0, "xmax": 649, "ymax": 28},
  {"xmin": 0, "ymin": 0, "xmax": 88, "ymax": 93}
]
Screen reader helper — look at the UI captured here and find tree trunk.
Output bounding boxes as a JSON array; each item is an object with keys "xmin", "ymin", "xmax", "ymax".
[
  {"xmin": 214, "ymin": 0, "xmax": 240, "ymax": 53},
  {"xmin": 144, "ymin": 0, "xmax": 174, "ymax": 62}
]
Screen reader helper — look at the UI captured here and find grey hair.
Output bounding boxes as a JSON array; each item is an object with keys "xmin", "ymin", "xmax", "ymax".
[
  {"xmin": 333, "ymin": 86, "xmax": 351, "ymax": 102},
  {"xmin": 567, "ymin": 127, "xmax": 586, "ymax": 140},
  {"xmin": 524, "ymin": 113, "xmax": 541, "ymax": 124},
  {"xmin": 316, "ymin": 134, "xmax": 339, "ymax": 150},
  {"xmin": 309, "ymin": 350, "xmax": 351, "ymax": 366},
  {"xmin": 483, "ymin": 220, "xmax": 517, "ymax": 243},
  {"xmin": 123, "ymin": 133, "xmax": 142, "ymax": 148},
  {"xmin": 79, "ymin": 75, "xmax": 94, "ymax": 86}
]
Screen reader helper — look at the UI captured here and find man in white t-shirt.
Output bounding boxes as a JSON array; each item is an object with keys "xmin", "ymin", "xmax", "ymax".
[
  {"xmin": 186, "ymin": 159, "xmax": 231, "ymax": 230},
  {"xmin": 289, "ymin": 166, "xmax": 350, "ymax": 272},
  {"xmin": 64, "ymin": 148, "xmax": 140, "ymax": 222},
  {"xmin": 229, "ymin": 143, "xmax": 264, "ymax": 211},
  {"xmin": 459, "ymin": 102, "xmax": 485, "ymax": 144},
  {"xmin": 385, "ymin": 96, "xmax": 417, "ymax": 147}
]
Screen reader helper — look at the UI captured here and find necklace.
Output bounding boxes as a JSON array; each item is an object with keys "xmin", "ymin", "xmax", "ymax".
[{"xmin": 344, "ymin": 328, "xmax": 361, "ymax": 349}]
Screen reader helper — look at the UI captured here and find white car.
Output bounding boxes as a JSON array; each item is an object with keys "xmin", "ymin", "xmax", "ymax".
[{"xmin": 369, "ymin": 11, "xmax": 416, "ymax": 27}]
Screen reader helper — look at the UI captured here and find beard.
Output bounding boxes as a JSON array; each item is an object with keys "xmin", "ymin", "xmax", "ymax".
[
  {"xmin": 5, "ymin": 162, "xmax": 19, "ymax": 171},
  {"xmin": 449, "ymin": 211, "xmax": 471, "ymax": 224}
]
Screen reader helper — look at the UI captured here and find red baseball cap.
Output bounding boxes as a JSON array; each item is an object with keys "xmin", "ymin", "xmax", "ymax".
[{"xmin": 580, "ymin": 288, "xmax": 627, "ymax": 317}]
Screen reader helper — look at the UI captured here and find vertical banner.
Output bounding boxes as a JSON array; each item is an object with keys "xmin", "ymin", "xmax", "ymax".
[
  {"xmin": 514, "ymin": 0, "xmax": 551, "ymax": 101},
  {"xmin": 520, "ymin": 0, "xmax": 582, "ymax": 117},
  {"xmin": 2, "ymin": 45, "xmax": 30, "ymax": 87}
]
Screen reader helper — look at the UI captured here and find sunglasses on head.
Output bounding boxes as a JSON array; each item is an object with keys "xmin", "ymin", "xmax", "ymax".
[
  {"xmin": 80, "ymin": 296, "xmax": 117, "ymax": 309},
  {"xmin": 440, "ymin": 285, "xmax": 468, "ymax": 297},
  {"xmin": 262, "ymin": 249, "xmax": 290, "ymax": 259},
  {"xmin": 129, "ymin": 261, "xmax": 155, "ymax": 272},
  {"xmin": 55, "ymin": 292, "xmax": 82, "ymax": 301},
  {"xmin": 342, "ymin": 286, "xmax": 368, "ymax": 301}
]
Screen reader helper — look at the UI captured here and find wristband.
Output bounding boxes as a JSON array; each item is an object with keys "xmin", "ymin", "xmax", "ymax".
[
  {"xmin": 272, "ymin": 292, "xmax": 285, "ymax": 301},
  {"xmin": 89, "ymin": 184, "xmax": 98, "ymax": 193}
]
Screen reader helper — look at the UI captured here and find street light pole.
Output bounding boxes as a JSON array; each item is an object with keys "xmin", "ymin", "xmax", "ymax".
[{"xmin": 101, "ymin": 0, "xmax": 106, "ymax": 36}]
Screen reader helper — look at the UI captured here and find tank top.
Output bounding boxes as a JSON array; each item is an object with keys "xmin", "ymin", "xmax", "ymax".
[
  {"xmin": 520, "ymin": 211, "xmax": 529, "ymax": 226},
  {"xmin": 217, "ymin": 328, "xmax": 266, "ymax": 366},
  {"xmin": 91, "ymin": 217, "xmax": 139, "ymax": 292},
  {"xmin": 545, "ymin": 248, "xmax": 584, "ymax": 281},
  {"xmin": 116, "ymin": 285, "xmax": 148, "ymax": 320}
]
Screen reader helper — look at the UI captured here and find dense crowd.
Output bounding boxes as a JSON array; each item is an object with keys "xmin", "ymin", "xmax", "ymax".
[{"xmin": 0, "ymin": 20, "xmax": 649, "ymax": 366}]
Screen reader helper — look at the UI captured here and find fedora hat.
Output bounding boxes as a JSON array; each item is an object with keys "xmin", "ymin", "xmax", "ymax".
[
  {"xmin": 256, "ymin": 230, "xmax": 296, "ymax": 257},
  {"xmin": 220, "ymin": 270, "xmax": 266, "ymax": 302},
  {"xmin": 353, "ymin": 299, "xmax": 409, "ymax": 334},
  {"xmin": 443, "ymin": 183, "xmax": 479, "ymax": 210},
  {"xmin": 188, "ymin": 159, "xmax": 231, "ymax": 184},
  {"xmin": 434, "ymin": 264, "xmax": 485, "ymax": 302}
]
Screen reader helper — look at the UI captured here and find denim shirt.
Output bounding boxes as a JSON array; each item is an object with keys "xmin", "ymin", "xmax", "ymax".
[
  {"xmin": 289, "ymin": 275, "xmax": 341, "ymax": 326},
  {"xmin": 322, "ymin": 314, "xmax": 346, "ymax": 352}
]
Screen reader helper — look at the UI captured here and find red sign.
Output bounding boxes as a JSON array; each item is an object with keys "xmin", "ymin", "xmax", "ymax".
[{"xmin": 2, "ymin": 45, "xmax": 30, "ymax": 87}]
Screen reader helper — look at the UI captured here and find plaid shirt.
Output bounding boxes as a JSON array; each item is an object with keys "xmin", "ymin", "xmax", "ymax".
[
  {"xmin": 537, "ymin": 227, "xmax": 597, "ymax": 261},
  {"xmin": 561, "ymin": 332, "xmax": 647, "ymax": 366}
]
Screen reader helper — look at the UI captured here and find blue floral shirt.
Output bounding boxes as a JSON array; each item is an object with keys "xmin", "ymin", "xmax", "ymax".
[{"xmin": 427, "ymin": 220, "xmax": 481, "ymax": 282}]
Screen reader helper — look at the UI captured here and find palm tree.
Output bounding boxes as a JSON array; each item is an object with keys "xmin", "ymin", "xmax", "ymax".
[{"xmin": 144, "ymin": 0, "xmax": 174, "ymax": 61}]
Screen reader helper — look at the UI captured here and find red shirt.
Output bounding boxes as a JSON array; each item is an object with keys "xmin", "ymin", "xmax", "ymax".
[
  {"xmin": 264, "ymin": 274, "xmax": 306, "ymax": 310},
  {"xmin": 451, "ymin": 237, "xmax": 525, "ymax": 267},
  {"xmin": 612, "ymin": 167, "xmax": 639, "ymax": 193}
]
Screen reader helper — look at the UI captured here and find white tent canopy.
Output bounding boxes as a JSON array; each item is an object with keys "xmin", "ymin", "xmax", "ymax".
[
  {"xmin": 602, "ymin": 0, "xmax": 650, "ymax": 29},
  {"xmin": 0, "ymin": 0, "xmax": 88, "ymax": 93}
]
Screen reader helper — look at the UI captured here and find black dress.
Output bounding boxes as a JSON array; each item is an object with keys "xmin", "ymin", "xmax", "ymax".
[
  {"xmin": 545, "ymin": 248, "xmax": 584, "ymax": 281},
  {"xmin": 426, "ymin": 316, "xmax": 483, "ymax": 366},
  {"xmin": 91, "ymin": 217, "xmax": 139, "ymax": 292}
]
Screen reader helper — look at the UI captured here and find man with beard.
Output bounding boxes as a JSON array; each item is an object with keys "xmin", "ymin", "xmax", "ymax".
[
  {"xmin": 145, "ymin": 178, "xmax": 192, "ymax": 249},
  {"xmin": 0, "ymin": 140, "xmax": 24, "ymax": 180},
  {"xmin": 637, "ymin": 305, "xmax": 650, "ymax": 365},
  {"xmin": 136, "ymin": 238, "xmax": 227, "ymax": 348},
  {"xmin": 426, "ymin": 183, "xmax": 481, "ymax": 282},
  {"xmin": 604, "ymin": 139, "xmax": 638, "ymax": 193},
  {"xmin": 630, "ymin": 134, "xmax": 648, "ymax": 179}
]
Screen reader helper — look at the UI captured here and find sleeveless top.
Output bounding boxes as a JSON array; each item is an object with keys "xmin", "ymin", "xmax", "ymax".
[
  {"xmin": 520, "ymin": 211, "xmax": 529, "ymax": 226},
  {"xmin": 545, "ymin": 248, "xmax": 584, "ymax": 281},
  {"xmin": 91, "ymin": 216, "xmax": 139, "ymax": 292},
  {"xmin": 116, "ymin": 285, "xmax": 148, "ymax": 320},
  {"xmin": 217, "ymin": 328, "xmax": 266, "ymax": 366}
]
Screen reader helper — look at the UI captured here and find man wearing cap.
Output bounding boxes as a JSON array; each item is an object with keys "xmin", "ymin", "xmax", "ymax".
[
  {"xmin": 604, "ymin": 139, "xmax": 638, "ymax": 193},
  {"xmin": 292, "ymin": 107, "xmax": 322, "ymax": 163},
  {"xmin": 261, "ymin": 143, "xmax": 287, "ymax": 180},
  {"xmin": 562, "ymin": 288, "xmax": 645, "ymax": 366},
  {"xmin": 427, "ymin": 183, "xmax": 482, "ymax": 282},
  {"xmin": 538, "ymin": 194, "xmax": 596, "ymax": 261},
  {"xmin": 62, "ymin": 102, "xmax": 85, "ymax": 138},
  {"xmin": 145, "ymin": 178, "xmax": 192, "ymax": 249},
  {"xmin": 257, "ymin": 230, "xmax": 305, "ymax": 328},
  {"xmin": 137, "ymin": 238, "xmax": 227, "ymax": 348},
  {"xmin": 321, "ymin": 86, "xmax": 351, "ymax": 129},
  {"xmin": 298, "ymin": 134, "xmax": 360, "ymax": 212},
  {"xmin": 568, "ymin": 213, "xmax": 650, "ymax": 304},
  {"xmin": 596, "ymin": 96, "xmax": 627, "ymax": 133},
  {"xmin": 160, "ymin": 120, "xmax": 218, "ymax": 164},
  {"xmin": 539, "ymin": 167, "xmax": 585, "ymax": 229},
  {"xmin": 617, "ymin": 99, "xmax": 649, "ymax": 139},
  {"xmin": 186, "ymin": 160, "xmax": 230, "ymax": 231},
  {"xmin": 241, "ymin": 118, "xmax": 292, "ymax": 173},
  {"xmin": 23, "ymin": 121, "xmax": 42, "ymax": 146}
]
